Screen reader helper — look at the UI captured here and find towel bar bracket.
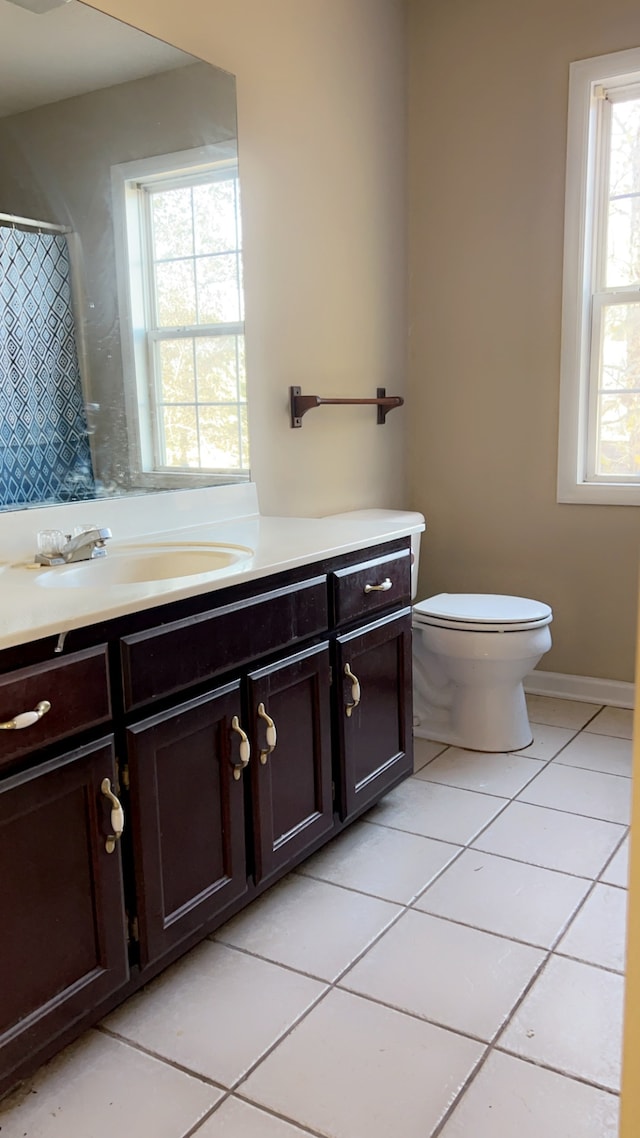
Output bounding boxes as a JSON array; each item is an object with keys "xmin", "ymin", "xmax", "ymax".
[{"xmin": 290, "ymin": 386, "xmax": 404, "ymax": 428}]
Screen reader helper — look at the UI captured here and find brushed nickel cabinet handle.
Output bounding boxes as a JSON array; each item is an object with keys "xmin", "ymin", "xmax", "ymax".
[
  {"xmin": 230, "ymin": 715, "xmax": 250, "ymax": 780},
  {"xmin": 0, "ymin": 700, "xmax": 51, "ymax": 731},
  {"xmin": 344, "ymin": 663, "xmax": 361, "ymax": 717},
  {"xmin": 101, "ymin": 777, "xmax": 125, "ymax": 854},
  {"xmin": 257, "ymin": 702, "xmax": 277, "ymax": 765},
  {"xmin": 364, "ymin": 577, "xmax": 392, "ymax": 594}
]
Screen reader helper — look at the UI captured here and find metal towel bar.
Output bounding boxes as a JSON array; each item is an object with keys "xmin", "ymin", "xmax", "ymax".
[{"xmin": 290, "ymin": 386, "xmax": 404, "ymax": 428}]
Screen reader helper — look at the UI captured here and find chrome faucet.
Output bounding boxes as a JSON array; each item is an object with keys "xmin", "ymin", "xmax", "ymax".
[
  {"xmin": 35, "ymin": 527, "xmax": 112, "ymax": 566},
  {"xmin": 61, "ymin": 526, "xmax": 112, "ymax": 563}
]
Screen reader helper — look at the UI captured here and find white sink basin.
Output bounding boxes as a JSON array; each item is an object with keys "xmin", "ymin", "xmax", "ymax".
[{"xmin": 33, "ymin": 542, "xmax": 253, "ymax": 588}]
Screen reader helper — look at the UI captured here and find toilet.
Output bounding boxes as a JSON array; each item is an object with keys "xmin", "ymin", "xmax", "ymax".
[
  {"xmin": 412, "ymin": 593, "xmax": 553, "ymax": 752},
  {"xmin": 324, "ymin": 508, "xmax": 552, "ymax": 754}
]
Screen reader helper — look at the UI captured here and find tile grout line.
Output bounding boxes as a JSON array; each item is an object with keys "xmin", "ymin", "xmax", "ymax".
[
  {"xmin": 94, "ymin": 801, "xmax": 624, "ymax": 1130},
  {"xmin": 425, "ymin": 713, "xmax": 627, "ymax": 1133},
  {"xmin": 217, "ymin": 727, "xmax": 590, "ymax": 1121},
  {"xmin": 341, "ymin": 813, "xmax": 626, "ymax": 884},
  {"xmin": 294, "ymin": 824, "xmax": 627, "ymax": 909},
  {"xmin": 429, "ymin": 1047, "xmax": 620, "ymax": 1138},
  {"xmin": 370, "ymin": 726, "xmax": 631, "ymax": 844},
  {"xmin": 293, "ymin": 828, "xmax": 469, "ymax": 906},
  {"xmin": 139, "ymin": 713, "xmax": 628, "ymax": 1132},
  {"xmin": 427, "ymin": 914, "xmax": 621, "ymax": 1134},
  {"xmin": 225, "ymin": 1094, "xmax": 331, "ymax": 1138},
  {"xmin": 96, "ymin": 758, "xmax": 513, "ymax": 1126},
  {"xmin": 177, "ymin": 1094, "xmax": 236, "ymax": 1138},
  {"xmin": 218, "ymin": 834, "xmax": 628, "ymax": 977},
  {"xmin": 596, "ymin": 829, "xmax": 630, "ymax": 886},
  {"xmin": 98, "ymin": 980, "xmax": 337, "ymax": 1132},
  {"xmin": 491, "ymin": 1045, "xmax": 621, "ymax": 1097},
  {"xmin": 220, "ymin": 717, "xmax": 631, "ymax": 1125},
  {"xmin": 416, "ymin": 757, "xmax": 632, "ymax": 802},
  {"xmin": 382, "ymin": 717, "xmax": 629, "ymax": 1134},
  {"xmin": 95, "ymin": 1023, "xmax": 230, "ymax": 1092},
  {"xmin": 553, "ymin": 758, "xmax": 632, "ymax": 778},
  {"xmin": 416, "ymin": 723, "xmax": 631, "ymax": 802},
  {"xmin": 216, "ymin": 712, "xmax": 628, "ymax": 1128}
]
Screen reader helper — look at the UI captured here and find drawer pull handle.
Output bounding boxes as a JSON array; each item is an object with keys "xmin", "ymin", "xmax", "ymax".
[
  {"xmin": 257, "ymin": 702, "xmax": 277, "ymax": 765},
  {"xmin": 231, "ymin": 716, "xmax": 251, "ymax": 780},
  {"xmin": 101, "ymin": 778, "xmax": 125, "ymax": 855},
  {"xmin": 364, "ymin": 577, "xmax": 392, "ymax": 594},
  {"xmin": 344, "ymin": 663, "xmax": 361, "ymax": 717},
  {"xmin": 0, "ymin": 699, "xmax": 51, "ymax": 731}
]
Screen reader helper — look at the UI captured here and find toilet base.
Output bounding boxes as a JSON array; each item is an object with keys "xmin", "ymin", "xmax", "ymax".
[
  {"xmin": 414, "ymin": 720, "xmax": 534, "ymax": 753},
  {"xmin": 413, "ymin": 680, "xmax": 534, "ymax": 753}
]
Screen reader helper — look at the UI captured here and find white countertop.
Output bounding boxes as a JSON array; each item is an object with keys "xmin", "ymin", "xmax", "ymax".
[{"xmin": 0, "ymin": 486, "xmax": 424, "ymax": 651}]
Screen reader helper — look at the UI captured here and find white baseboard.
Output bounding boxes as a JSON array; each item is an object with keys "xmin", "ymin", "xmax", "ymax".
[{"xmin": 524, "ymin": 669, "xmax": 635, "ymax": 709}]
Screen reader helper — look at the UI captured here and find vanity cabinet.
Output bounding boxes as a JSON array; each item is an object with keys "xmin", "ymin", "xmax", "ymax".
[
  {"xmin": 0, "ymin": 537, "xmax": 413, "ymax": 1098},
  {"xmin": 0, "ymin": 737, "xmax": 129, "ymax": 1086},
  {"xmin": 125, "ymin": 639, "xmax": 333, "ymax": 971},
  {"xmin": 125, "ymin": 682, "xmax": 248, "ymax": 969},
  {"xmin": 119, "ymin": 574, "xmax": 334, "ymax": 971},
  {"xmin": 246, "ymin": 641, "xmax": 333, "ymax": 887},
  {"xmin": 330, "ymin": 546, "xmax": 413, "ymax": 820},
  {"xmin": 335, "ymin": 609, "xmax": 412, "ymax": 821}
]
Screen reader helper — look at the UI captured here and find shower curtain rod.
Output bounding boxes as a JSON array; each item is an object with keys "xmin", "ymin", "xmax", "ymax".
[{"xmin": 0, "ymin": 211, "xmax": 70, "ymax": 234}]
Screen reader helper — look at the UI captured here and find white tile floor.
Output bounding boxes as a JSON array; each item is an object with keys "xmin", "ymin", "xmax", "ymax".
[{"xmin": 1, "ymin": 695, "xmax": 631, "ymax": 1138}]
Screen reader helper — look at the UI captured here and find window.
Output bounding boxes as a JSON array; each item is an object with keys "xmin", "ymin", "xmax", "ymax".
[
  {"xmin": 558, "ymin": 47, "xmax": 640, "ymax": 504},
  {"xmin": 112, "ymin": 145, "xmax": 249, "ymax": 488}
]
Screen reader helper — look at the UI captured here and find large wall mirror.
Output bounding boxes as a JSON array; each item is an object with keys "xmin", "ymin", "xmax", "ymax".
[{"xmin": 0, "ymin": 0, "xmax": 248, "ymax": 513}]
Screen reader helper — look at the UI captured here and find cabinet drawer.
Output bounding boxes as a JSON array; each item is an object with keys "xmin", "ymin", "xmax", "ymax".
[
  {"xmin": 121, "ymin": 576, "xmax": 328, "ymax": 710},
  {"xmin": 331, "ymin": 547, "xmax": 411, "ymax": 627},
  {"xmin": 0, "ymin": 646, "xmax": 112, "ymax": 771}
]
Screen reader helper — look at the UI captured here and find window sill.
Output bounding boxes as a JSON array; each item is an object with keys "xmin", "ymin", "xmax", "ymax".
[{"xmin": 557, "ymin": 479, "xmax": 640, "ymax": 506}]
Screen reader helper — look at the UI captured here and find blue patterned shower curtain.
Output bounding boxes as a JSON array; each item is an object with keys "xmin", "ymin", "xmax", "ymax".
[{"xmin": 0, "ymin": 226, "xmax": 95, "ymax": 507}]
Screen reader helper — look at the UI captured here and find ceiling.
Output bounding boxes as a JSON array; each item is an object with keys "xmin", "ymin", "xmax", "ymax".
[{"xmin": 0, "ymin": 0, "xmax": 196, "ymax": 117}]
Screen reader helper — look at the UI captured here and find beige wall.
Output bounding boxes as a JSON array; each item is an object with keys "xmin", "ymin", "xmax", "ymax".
[
  {"xmin": 408, "ymin": 0, "xmax": 640, "ymax": 681},
  {"xmin": 82, "ymin": 0, "xmax": 639, "ymax": 680},
  {"xmin": 86, "ymin": 0, "xmax": 408, "ymax": 519}
]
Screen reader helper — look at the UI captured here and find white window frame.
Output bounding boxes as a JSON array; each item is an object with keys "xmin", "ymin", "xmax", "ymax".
[
  {"xmin": 112, "ymin": 143, "xmax": 249, "ymax": 489},
  {"xmin": 558, "ymin": 46, "xmax": 640, "ymax": 505}
]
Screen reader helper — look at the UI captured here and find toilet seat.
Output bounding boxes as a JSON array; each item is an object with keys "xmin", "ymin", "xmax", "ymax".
[{"xmin": 413, "ymin": 593, "xmax": 552, "ymax": 633}]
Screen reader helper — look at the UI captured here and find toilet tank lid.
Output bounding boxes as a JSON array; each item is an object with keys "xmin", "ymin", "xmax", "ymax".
[{"xmin": 414, "ymin": 593, "xmax": 552, "ymax": 624}]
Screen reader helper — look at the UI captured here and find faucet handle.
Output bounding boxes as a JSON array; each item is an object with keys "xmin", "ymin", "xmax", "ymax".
[{"xmin": 35, "ymin": 529, "xmax": 65, "ymax": 565}]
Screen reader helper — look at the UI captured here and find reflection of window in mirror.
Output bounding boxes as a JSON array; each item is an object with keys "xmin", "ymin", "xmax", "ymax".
[{"xmin": 112, "ymin": 144, "xmax": 248, "ymax": 489}]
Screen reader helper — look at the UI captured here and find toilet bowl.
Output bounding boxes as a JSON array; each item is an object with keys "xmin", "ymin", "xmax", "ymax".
[{"xmin": 413, "ymin": 593, "xmax": 553, "ymax": 752}]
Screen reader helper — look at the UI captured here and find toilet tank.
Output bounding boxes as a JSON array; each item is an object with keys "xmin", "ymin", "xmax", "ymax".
[{"xmin": 323, "ymin": 509, "xmax": 425, "ymax": 599}]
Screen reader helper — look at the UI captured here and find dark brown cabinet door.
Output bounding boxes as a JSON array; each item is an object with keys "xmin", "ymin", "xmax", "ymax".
[
  {"xmin": 126, "ymin": 681, "xmax": 248, "ymax": 968},
  {"xmin": 335, "ymin": 608, "xmax": 413, "ymax": 821},
  {"xmin": 247, "ymin": 642, "xmax": 333, "ymax": 885},
  {"xmin": 0, "ymin": 738, "xmax": 129, "ymax": 1088}
]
